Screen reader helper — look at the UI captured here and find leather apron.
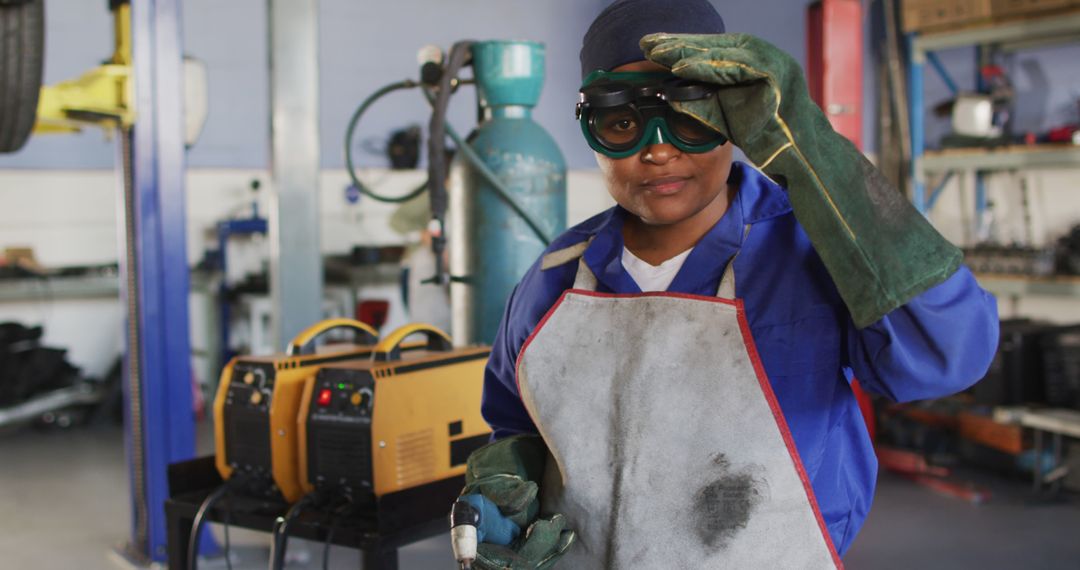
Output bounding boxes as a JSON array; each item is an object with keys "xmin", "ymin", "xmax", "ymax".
[{"xmin": 515, "ymin": 242, "xmax": 842, "ymax": 568}]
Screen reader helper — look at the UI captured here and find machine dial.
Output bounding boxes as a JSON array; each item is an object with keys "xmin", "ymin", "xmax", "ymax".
[
  {"xmin": 252, "ymin": 367, "xmax": 268, "ymax": 389},
  {"xmin": 352, "ymin": 387, "xmax": 373, "ymax": 413}
]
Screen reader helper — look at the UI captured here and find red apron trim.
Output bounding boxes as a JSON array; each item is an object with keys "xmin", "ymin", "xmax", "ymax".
[
  {"xmin": 735, "ymin": 299, "xmax": 845, "ymax": 568},
  {"xmin": 513, "ymin": 290, "xmax": 843, "ymax": 568}
]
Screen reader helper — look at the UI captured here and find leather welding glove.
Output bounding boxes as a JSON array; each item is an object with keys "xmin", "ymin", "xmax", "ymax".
[
  {"xmin": 460, "ymin": 434, "xmax": 576, "ymax": 569},
  {"xmin": 641, "ymin": 33, "xmax": 962, "ymax": 328}
]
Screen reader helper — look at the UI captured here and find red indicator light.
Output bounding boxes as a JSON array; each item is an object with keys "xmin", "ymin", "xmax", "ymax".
[{"xmin": 317, "ymin": 389, "xmax": 333, "ymax": 406}]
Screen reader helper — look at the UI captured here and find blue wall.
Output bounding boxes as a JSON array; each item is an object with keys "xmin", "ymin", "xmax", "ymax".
[
  {"xmin": 0, "ymin": 0, "xmax": 831, "ymax": 171},
  {"xmin": 18, "ymin": 1, "xmax": 1068, "ymax": 171},
  {"xmin": 916, "ymin": 43, "xmax": 1080, "ymax": 151}
]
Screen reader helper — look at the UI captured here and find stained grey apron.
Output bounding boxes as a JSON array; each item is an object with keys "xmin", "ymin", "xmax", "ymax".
[{"xmin": 516, "ymin": 244, "xmax": 842, "ymax": 568}]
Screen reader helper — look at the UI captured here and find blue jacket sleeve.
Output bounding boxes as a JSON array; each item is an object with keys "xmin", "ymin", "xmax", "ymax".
[
  {"xmin": 481, "ymin": 284, "xmax": 541, "ymax": 440},
  {"xmin": 846, "ymin": 266, "xmax": 999, "ymax": 403}
]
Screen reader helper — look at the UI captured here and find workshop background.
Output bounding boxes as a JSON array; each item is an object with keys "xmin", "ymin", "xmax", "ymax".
[{"xmin": 2, "ymin": 0, "xmax": 1080, "ymax": 568}]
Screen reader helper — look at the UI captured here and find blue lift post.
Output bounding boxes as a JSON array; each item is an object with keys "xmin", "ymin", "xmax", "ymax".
[{"xmin": 119, "ymin": 0, "xmax": 196, "ymax": 562}]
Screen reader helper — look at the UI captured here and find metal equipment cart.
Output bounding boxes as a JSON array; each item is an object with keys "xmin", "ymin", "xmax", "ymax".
[{"xmin": 165, "ymin": 456, "xmax": 458, "ymax": 570}]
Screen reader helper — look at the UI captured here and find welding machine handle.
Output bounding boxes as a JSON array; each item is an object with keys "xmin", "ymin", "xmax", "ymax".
[
  {"xmin": 285, "ymin": 318, "xmax": 380, "ymax": 356},
  {"xmin": 373, "ymin": 323, "xmax": 453, "ymax": 361}
]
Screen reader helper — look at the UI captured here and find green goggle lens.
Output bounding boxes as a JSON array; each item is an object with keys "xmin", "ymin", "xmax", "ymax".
[
  {"xmin": 577, "ymin": 71, "xmax": 726, "ymax": 159},
  {"xmin": 590, "ymin": 106, "xmax": 644, "ymax": 151},
  {"xmin": 582, "ymin": 103, "xmax": 724, "ymax": 158},
  {"xmin": 668, "ymin": 111, "xmax": 720, "ymax": 146}
]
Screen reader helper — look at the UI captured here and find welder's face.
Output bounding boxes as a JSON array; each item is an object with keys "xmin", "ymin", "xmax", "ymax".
[{"xmin": 594, "ymin": 61, "xmax": 734, "ymax": 227}]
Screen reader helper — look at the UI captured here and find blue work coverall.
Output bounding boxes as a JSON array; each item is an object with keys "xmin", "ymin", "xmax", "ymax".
[{"xmin": 481, "ymin": 161, "xmax": 999, "ymax": 554}]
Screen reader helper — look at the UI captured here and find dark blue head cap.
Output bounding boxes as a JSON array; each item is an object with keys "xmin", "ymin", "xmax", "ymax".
[{"xmin": 580, "ymin": 0, "xmax": 726, "ymax": 80}]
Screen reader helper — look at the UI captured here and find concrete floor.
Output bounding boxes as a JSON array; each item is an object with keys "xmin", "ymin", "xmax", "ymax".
[{"xmin": 3, "ymin": 424, "xmax": 1079, "ymax": 569}]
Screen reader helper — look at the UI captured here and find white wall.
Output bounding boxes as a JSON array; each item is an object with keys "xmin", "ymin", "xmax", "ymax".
[
  {"xmin": 7, "ymin": 160, "xmax": 1080, "ymax": 376},
  {"xmin": 0, "ymin": 167, "xmax": 613, "ymax": 379},
  {"xmin": 0, "ymin": 0, "xmax": 833, "ymax": 171}
]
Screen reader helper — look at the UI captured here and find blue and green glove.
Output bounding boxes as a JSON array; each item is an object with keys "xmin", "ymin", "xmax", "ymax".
[
  {"xmin": 641, "ymin": 33, "xmax": 962, "ymax": 328},
  {"xmin": 458, "ymin": 434, "xmax": 575, "ymax": 570}
]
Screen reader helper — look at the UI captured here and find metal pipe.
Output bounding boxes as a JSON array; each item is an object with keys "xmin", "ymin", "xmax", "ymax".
[
  {"xmin": 925, "ymin": 171, "xmax": 953, "ymax": 211},
  {"xmin": 925, "ymin": 52, "xmax": 958, "ymax": 96},
  {"xmin": 907, "ymin": 33, "xmax": 926, "ymax": 212},
  {"xmin": 268, "ymin": 0, "xmax": 323, "ymax": 350}
]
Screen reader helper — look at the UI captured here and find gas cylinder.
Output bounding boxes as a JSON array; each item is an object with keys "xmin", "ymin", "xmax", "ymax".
[{"xmin": 451, "ymin": 40, "xmax": 566, "ymax": 345}]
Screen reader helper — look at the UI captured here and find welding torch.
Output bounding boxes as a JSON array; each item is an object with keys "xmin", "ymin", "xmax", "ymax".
[{"xmin": 450, "ymin": 498, "xmax": 481, "ymax": 570}]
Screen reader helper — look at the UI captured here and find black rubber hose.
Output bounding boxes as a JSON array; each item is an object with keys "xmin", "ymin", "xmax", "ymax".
[
  {"xmin": 187, "ymin": 485, "xmax": 229, "ymax": 570},
  {"xmin": 269, "ymin": 495, "xmax": 317, "ymax": 570},
  {"xmin": 343, "ymin": 79, "xmax": 427, "ymax": 203},
  {"xmin": 427, "ymin": 41, "xmax": 475, "ymax": 235},
  {"xmin": 344, "ymin": 55, "xmax": 552, "ymax": 246},
  {"xmin": 321, "ymin": 501, "xmax": 354, "ymax": 570},
  {"xmin": 424, "ymin": 41, "xmax": 476, "ymax": 284}
]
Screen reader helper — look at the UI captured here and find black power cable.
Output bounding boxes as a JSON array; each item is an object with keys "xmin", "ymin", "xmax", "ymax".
[
  {"xmin": 321, "ymin": 500, "xmax": 356, "ymax": 570},
  {"xmin": 187, "ymin": 476, "xmax": 253, "ymax": 570},
  {"xmin": 343, "ymin": 80, "xmax": 428, "ymax": 203},
  {"xmin": 187, "ymin": 485, "xmax": 229, "ymax": 570},
  {"xmin": 222, "ymin": 495, "xmax": 234, "ymax": 570},
  {"xmin": 343, "ymin": 60, "xmax": 552, "ymax": 248},
  {"xmin": 269, "ymin": 493, "xmax": 319, "ymax": 570}
]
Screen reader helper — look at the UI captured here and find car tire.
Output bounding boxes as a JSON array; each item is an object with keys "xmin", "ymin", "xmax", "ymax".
[{"xmin": 0, "ymin": 0, "xmax": 44, "ymax": 153}]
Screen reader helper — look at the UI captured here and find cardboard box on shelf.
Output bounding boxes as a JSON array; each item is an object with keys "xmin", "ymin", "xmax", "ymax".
[
  {"xmin": 903, "ymin": 0, "xmax": 1080, "ymax": 32},
  {"xmin": 902, "ymin": 0, "xmax": 993, "ymax": 32},
  {"xmin": 990, "ymin": 0, "xmax": 1073, "ymax": 18},
  {"xmin": 1, "ymin": 246, "xmax": 46, "ymax": 274}
]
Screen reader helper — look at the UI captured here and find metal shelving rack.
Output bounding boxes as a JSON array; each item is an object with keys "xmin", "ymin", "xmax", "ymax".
[
  {"xmin": 976, "ymin": 273, "xmax": 1080, "ymax": 298},
  {"xmin": 907, "ymin": 11, "xmax": 1080, "ymax": 299},
  {"xmin": 0, "ymin": 273, "xmax": 119, "ymax": 303},
  {"xmin": 908, "ymin": 10, "xmax": 1080, "ymax": 216}
]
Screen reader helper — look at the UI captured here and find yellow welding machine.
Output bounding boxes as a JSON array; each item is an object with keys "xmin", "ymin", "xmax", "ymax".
[
  {"xmin": 213, "ymin": 318, "xmax": 380, "ymax": 502},
  {"xmin": 297, "ymin": 323, "xmax": 491, "ymax": 509}
]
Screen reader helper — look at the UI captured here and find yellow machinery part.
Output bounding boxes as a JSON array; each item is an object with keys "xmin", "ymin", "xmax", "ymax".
[
  {"xmin": 286, "ymin": 318, "xmax": 379, "ymax": 356},
  {"xmin": 273, "ymin": 320, "xmax": 380, "ymax": 501},
  {"xmin": 212, "ymin": 358, "xmax": 238, "ymax": 481},
  {"xmin": 213, "ymin": 318, "xmax": 380, "ymax": 502},
  {"xmin": 268, "ymin": 362, "xmax": 336, "ymax": 502},
  {"xmin": 371, "ymin": 322, "xmax": 452, "ymax": 359},
  {"xmin": 369, "ymin": 347, "xmax": 489, "ymax": 497},
  {"xmin": 33, "ymin": 4, "xmax": 135, "ymax": 134},
  {"xmin": 298, "ymin": 323, "xmax": 490, "ymax": 498},
  {"xmin": 296, "ymin": 376, "xmax": 318, "ymax": 494}
]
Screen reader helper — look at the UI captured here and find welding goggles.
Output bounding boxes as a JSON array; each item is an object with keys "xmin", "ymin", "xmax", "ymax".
[{"xmin": 576, "ymin": 71, "xmax": 727, "ymax": 159}]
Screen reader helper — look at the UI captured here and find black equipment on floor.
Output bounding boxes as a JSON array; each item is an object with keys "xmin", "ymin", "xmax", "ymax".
[
  {"xmin": 975, "ymin": 319, "xmax": 1080, "ymax": 410},
  {"xmin": 975, "ymin": 319, "xmax": 1053, "ymax": 407},
  {"xmin": 0, "ymin": 322, "xmax": 80, "ymax": 407},
  {"xmin": 1040, "ymin": 325, "xmax": 1080, "ymax": 410}
]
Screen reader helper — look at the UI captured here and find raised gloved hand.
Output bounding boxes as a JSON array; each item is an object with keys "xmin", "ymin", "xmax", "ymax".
[
  {"xmin": 641, "ymin": 33, "xmax": 962, "ymax": 328},
  {"xmin": 459, "ymin": 434, "xmax": 575, "ymax": 569}
]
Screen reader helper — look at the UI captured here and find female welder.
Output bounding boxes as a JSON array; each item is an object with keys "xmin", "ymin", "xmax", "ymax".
[{"xmin": 456, "ymin": 0, "xmax": 999, "ymax": 568}]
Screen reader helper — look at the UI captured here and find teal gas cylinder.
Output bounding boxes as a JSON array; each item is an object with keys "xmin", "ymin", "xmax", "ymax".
[{"xmin": 455, "ymin": 40, "xmax": 567, "ymax": 345}]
